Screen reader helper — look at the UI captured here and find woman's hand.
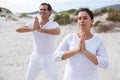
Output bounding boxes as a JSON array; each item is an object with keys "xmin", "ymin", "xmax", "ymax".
[{"xmin": 80, "ymin": 33, "xmax": 87, "ymax": 53}]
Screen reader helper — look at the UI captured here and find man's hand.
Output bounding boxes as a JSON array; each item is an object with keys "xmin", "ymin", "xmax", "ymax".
[{"xmin": 34, "ymin": 16, "xmax": 40, "ymax": 30}]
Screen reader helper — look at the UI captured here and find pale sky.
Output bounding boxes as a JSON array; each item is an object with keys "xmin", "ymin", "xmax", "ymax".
[{"xmin": 0, "ymin": 0, "xmax": 120, "ymax": 13}]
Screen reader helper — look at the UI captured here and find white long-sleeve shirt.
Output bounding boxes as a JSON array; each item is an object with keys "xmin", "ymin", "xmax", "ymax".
[
  {"xmin": 27, "ymin": 21, "xmax": 59, "ymax": 56},
  {"xmin": 54, "ymin": 33, "xmax": 109, "ymax": 80}
]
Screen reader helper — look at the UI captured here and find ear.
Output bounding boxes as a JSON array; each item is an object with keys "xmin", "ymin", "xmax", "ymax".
[
  {"xmin": 91, "ymin": 19, "xmax": 94, "ymax": 23},
  {"xmin": 49, "ymin": 11, "xmax": 51, "ymax": 16},
  {"xmin": 90, "ymin": 19, "xmax": 94, "ymax": 27}
]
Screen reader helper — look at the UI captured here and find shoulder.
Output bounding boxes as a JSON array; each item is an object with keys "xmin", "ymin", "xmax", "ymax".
[
  {"xmin": 26, "ymin": 22, "xmax": 34, "ymax": 27},
  {"xmin": 64, "ymin": 33, "xmax": 76, "ymax": 39},
  {"xmin": 48, "ymin": 20, "xmax": 59, "ymax": 25},
  {"xmin": 93, "ymin": 35, "xmax": 104, "ymax": 43},
  {"xmin": 48, "ymin": 21, "xmax": 59, "ymax": 26}
]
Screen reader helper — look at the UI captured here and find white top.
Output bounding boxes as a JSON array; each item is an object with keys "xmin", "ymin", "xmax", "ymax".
[
  {"xmin": 54, "ymin": 33, "xmax": 109, "ymax": 80},
  {"xmin": 27, "ymin": 21, "xmax": 59, "ymax": 56}
]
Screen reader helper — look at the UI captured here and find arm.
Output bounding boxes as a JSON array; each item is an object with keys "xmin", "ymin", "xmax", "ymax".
[
  {"xmin": 54, "ymin": 34, "xmax": 72, "ymax": 61},
  {"xmin": 82, "ymin": 50, "xmax": 98, "ymax": 65},
  {"xmin": 96, "ymin": 41, "xmax": 109, "ymax": 69},
  {"xmin": 54, "ymin": 34, "xmax": 80, "ymax": 61},
  {"xmin": 61, "ymin": 38, "xmax": 98, "ymax": 62},
  {"xmin": 37, "ymin": 27, "xmax": 60, "ymax": 35},
  {"xmin": 81, "ymin": 33, "xmax": 109, "ymax": 67},
  {"xmin": 61, "ymin": 48, "xmax": 79, "ymax": 60},
  {"xmin": 16, "ymin": 18, "xmax": 35, "ymax": 33},
  {"xmin": 16, "ymin": 26, "xmax": 34, "ymax": 33},
  {"xmin": 62, "ymin": 46, "xmax": 98, "ymax": 64},
  {"xmin": 34, "ymin": 17, "xmax": 60, "ymax": 35},
  {"xmin": 80, "ymin": 34, "xmax": 98, "ymax": 65}
]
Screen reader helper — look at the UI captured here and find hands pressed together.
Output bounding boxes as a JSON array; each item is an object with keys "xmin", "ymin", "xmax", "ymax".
[
  {"xmin": 75, "ymin": 33, "xmax": 87, "ymax": 54},
  {"xmin": 33, "ymin": 16, "xmax": 41, "ymax": 31},
  {"xmin": 75, "ymin": 33, "xmax": 98, "ymax": 65}
]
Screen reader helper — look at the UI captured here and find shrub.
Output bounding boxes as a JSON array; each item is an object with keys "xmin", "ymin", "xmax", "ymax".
[
  {"xmin": 6, "ymin": 15, "xmax": 18, "ymax": 21},
  {"xmin": 59, "ymin": 9, "xmax": 78, "ymax": 14},
  {"xmin": 61, "ymin": 13, "xmax": 70, "ymax": 25},
  {"xmin": 93, "ymin": 20, "xmax": 101, "ymax": 27},
  {"xmin": 73, "ymin": 10, "xmax": 79, "ymax": 16},
  {"xmin": 67, "ymin": 9, "xmax": 78, "ymax": 14},
  {"xmin": 94, "ymin": 23, "xmax": 113, "ymax": 33},
  {"xmin": 0, "ymin": 8, "xmax": 2, "ymax": 12},
  {"xmin": 94, "ymin": 10, "xmax": 103, "ymax": 16},
  {"xmin": 106, "ymin": 8, "xmax": 120, "ymax": 21},
  {"xmin": 101, "ymin": 8, "xmax": 108, "ymax": 13},
  {"xmin": 94, "ymin": 8, "xmax": 108, "ymax": 16},
  {"xmin": 19, "ymin": 13, "xmax": 32, "ymax": 18},
  {"xmin": 53, "ymin": 13, "xmax": 70, "ymax": 25},
  {"xmin": 53, "ymin": 14, "xmax": 61, "ymax": 22}
]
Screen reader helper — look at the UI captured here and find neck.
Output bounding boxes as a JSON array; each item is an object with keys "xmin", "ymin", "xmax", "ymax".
[
  {"xmin": 40, "ymin": 18, "xmax": 49, "ymax": 26},
  {"xmin": 77, "ymin": 31, "xmax": 93, "ymax": 40}
]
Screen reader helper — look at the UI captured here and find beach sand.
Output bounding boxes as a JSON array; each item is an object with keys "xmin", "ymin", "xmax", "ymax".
[{"xmin": 0, "ymin": 15, "xmax": 120, "ymax": 80}]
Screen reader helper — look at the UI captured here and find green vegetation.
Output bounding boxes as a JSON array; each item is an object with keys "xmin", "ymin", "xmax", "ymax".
[
  {"xmin": 53, "ymin": 13, "xmax": 70, "ymax": 25},
  {"xmin": 94, "ymin": 8, "xmax": 120, "ymax": 22},
  {"xmin": 53, "ymin": 7, "xmax": 120, "ymax": 25},
  {"xmin": 53, "ymin": 9, "xmax": 78, "ymax": 25},
  {"xmin": 95, "ymin": 24, "xmax": 113, "ymax": 33},
  {"xmin": 6, "ymin": 15, "xmax": 18, "ymax": 21},
  {"xmin": 19, "ymin": 13, "xmax": 32, "ymax": 18},
  {"xmin": 93, "ymin": 20, "xmax": 101, "ymax": 27},
  {"xmin": 0, "ymin": 8, "xmax": 2, "ymax": 12},
  {"xmin": 59, "ymin": 9, "xmax": 78, "ymax": 14},
  {"xmin": 94, "ymin": 8, "xmax": 108, "ymax": 16},
  {"xmin": 106, "ymin": 8, "xmax": 120, "ymax": 21}
]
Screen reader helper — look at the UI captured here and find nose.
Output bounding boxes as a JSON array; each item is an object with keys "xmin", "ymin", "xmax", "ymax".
[{"xmin": 78, "ymin": 19, "xmax": 84, "ymax": 23}]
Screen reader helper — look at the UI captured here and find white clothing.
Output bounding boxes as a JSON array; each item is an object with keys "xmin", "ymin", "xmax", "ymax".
[
  {"xmin": 26, "ymin": 54, "xmax": 58, "ymax": 80},
  {"xmin": 27, "ymin": 21, "xmax": 59, "ymax": 55},
  {"xmin": 54, "ymin": 33, "xmax": 109, "ymax": 80},
  {"xmin": 26, "ymin": 21, "xmax": 59, "ymax": 80}
]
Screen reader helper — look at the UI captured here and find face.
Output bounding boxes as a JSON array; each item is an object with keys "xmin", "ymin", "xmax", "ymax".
[
  {"xmin": 39, "ymin": 5, "xmax": 51, "ymax": 18},
  {"xmin": 77, "ymin": 11, "xmax": 93, "ymax": 31}
]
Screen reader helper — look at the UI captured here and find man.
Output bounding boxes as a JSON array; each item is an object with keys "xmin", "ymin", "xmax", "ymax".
[{"xmin": 16, "ymin": 3, "xmax": 60, "ymax": 80}]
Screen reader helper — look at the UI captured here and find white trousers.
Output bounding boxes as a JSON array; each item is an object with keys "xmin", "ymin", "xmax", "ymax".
[{"xmin": 26, "ymin": 54, "xmax": 58, "ymax": 80}]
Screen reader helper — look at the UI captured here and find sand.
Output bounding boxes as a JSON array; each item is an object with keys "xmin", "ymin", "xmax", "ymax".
[{"xmin": 0, "ymin": 14, "xmax": 120, "ymax": 80}]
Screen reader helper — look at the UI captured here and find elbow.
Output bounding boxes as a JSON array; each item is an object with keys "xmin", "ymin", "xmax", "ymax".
[
  {"xmin": 103, "ymin": 61, "xmax": 109, "ymax": 69},
  {"xmin": 57, "ymin": 30, "xmax": 60, "ymax": 35},
  {"xmin": 98, "ymin": 61, "xmax": 109, "ymax": 69},
  {"xmin": 62, "ymin": 57, "xmax": 66, "ymax": 60},
  {"xmin": 95, "ymin": 59, "xmax": 99, "ymax": 65},
  {"xmin": 94, "ymin": 61, "xmax": 98, "ymax": 65},
  {"xmin": 61, "ymin": 55, "xmax": 67, "ymax": 60},
  {"xmin": 16, "ymin": 29, "xmax": 23, "ymax": 33},
  {"xmin": 100, "ymin": 64, "xmax": 109, "ymax": 69},
  {"xmin": 55, "ymin": 28, "xmax": 61, "ymax": 35},
  {"xmin": 16, "ymin": 29, "xmax": 20, "ymax": 32}
]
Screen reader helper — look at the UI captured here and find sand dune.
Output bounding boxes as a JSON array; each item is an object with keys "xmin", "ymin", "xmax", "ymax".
[{"xmin": 0, "ymin": 14, "xmax": 120, "ymax": 80}]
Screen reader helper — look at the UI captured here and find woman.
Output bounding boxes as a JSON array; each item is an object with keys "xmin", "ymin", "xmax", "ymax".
[{"xmin": 54, "ymin": 8, "xmax": 109, "ymax": 80}]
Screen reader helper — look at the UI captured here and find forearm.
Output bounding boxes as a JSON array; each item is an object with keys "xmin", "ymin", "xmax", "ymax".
[
  {"xmin": 83, "ymin": 50, "xmax": 98, "ymax": 65},
  {"xmin": 16, "ymin": 27, "xmax": 34, "ymax": 33},
  {"xmin": 62, "ymin": 48, "xmax": 79, "ymax": 60},
  {"xmin": 37, "ymin": 28, "xmax": 60, "ymax": 35}
]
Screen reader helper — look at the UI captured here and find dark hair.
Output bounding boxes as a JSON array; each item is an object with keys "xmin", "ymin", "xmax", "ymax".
[
  {"xmin": 78, "ymin": 8, "xmax": 94, "ymax": 20},
  {"xmin": 40, "ymin": 3, "xmax": 52, "ymax": 12}
]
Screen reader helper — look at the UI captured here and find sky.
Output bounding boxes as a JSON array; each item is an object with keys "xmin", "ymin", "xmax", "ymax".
[{"xmin": 0, "ymin": 0, "xmax": 120, "ymax": 13}]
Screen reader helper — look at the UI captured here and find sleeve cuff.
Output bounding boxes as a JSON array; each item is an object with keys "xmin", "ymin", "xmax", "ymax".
[{"xmin": 54, "ymin": 51, "xmax": 65, "ymax": 61}]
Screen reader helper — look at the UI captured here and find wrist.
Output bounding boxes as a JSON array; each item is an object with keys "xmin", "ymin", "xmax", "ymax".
[
  {"xmin": 37, "ymin": 28, "xmax": 42, "ymax": 32},
  {"xmin": 73, "ymin": 48, "xmax": 80, "ymax": 53},
  {"xmin": 82, "ymin": 50, "xmax": 88, "ymax": 54},
  {"xmin": 31, "ymin": 29, "xmax": 34, "ymax": 31}
]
